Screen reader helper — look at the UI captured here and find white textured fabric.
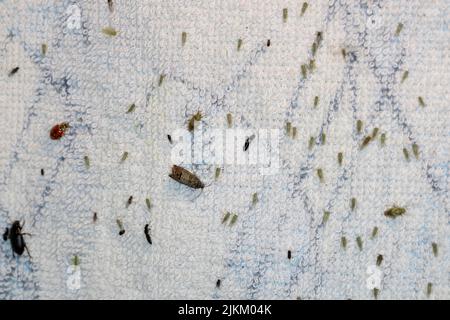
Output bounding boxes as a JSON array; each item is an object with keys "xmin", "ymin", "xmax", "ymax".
[{"xmin": 0, "ymin": 0, "xmax": 449, "ymax": 299}]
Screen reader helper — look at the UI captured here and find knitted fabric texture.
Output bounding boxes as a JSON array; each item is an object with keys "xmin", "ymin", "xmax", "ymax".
[{"xmin": 0, "ymin": 0, "xmax": 449, "ymax": 299}]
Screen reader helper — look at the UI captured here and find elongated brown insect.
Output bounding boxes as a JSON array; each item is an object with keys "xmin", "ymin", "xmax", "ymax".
[
  {"xmin": 301, "ymin": 2, "xmax": 308, "ymax": 16},
  {"xmin": 72, "ymin": 255, "xmax": 80, "ymax": 266},
  {"xmin": 286, "ymin": 122, "xmax": 292, "ymax": 135},
  {"xmin": 84, "ymin": 155, "xmax": 90, "ymax": 169},
  {"xmin": 167, "ymin": 134, "xmax": 172, "ymax": 144},
  {"xmin": 356, "ymin": 236, "xmax": 363, "ymax": 251},
  {"xmin": 267, "ymin": 39, "xmax": 271, "ymax": 47},
  {"xmin": 230, "ymin": 214, "xmax": 238, "ymax": 226},
  {"xmin": 107, "ymin": 0, "xmax": 114, "ymax": 12},
  {"xmin": 181, "ymin": 32, "xmax": 187, "ymax": 46},
  {"xmin": 312, "ymin": 42, "xmax": 317, "ymax": 56},
  {"xmin": 93, "ymin": 212, "xmax": 98, "ymax": 223},
  {"xmin": 371, "ymin": 226, "xmax": 378, "ymax": 239},
  {"xmin": 403, "ymin": 147, "xmax": 410, "ymax": 161},
  {"xmin": 360, "ymin": 136, "xmax": 372, "ymax": 149},
  {"xmin": 145, "ymin": 198, "xmax": 152, "ymax": 211},
  {"xmin": 227, "ymin": 113, "xmax": 232, "ymax": 128},
  {"xmin": 169, "ymin": 165, "xmax": 204, "ymax": 189},
  {"xmin": 395, "ymin": 23, "xmax": 404, "ymax": 36},
  {"xmin": 126, "ymin": 196, "xmax": 133, "ymax": 208},
  {"xmin": 144, "ymin": 224, "xmax": 152, "ymax": 245},
  {"xmin": 412, "ymin": 143, "xmax": 419, "ymax": 159},
  {"xmin": 222, "ymin": 212, "xmax": 231, "ymax": 224},
  {"xmin": 337, "ymin": 152, "xmax": 343, "ymax": 166},
  {"xmin": 376, "ymin": 254, "xmax": 383, "ymax": 266},
  {"xmin": 215, "ymin": 167, "xmax": 221, "ymax": 180},
  {"xmin": 159, "ymin": 74, "xmax": 165, "ymax": 86},
  {"xmin": 188, "ymin": 111, "xmax": 202, "ymax": 132},
  {"xmin": 301, "ymin": 64, "xmax": 307, "ymax": 78},
  {"xmin": 418, "ymin": 96, "xmax": 426, "ymax": 107},
  {"xmin": 427, "ymin": 283, "xmax": 433, "ymax": 297},
  {"xmin": 216, "ymin": 279, "xmax": 221, "ymax": 288},
  {"xmin": 317, "ymin": 168, "xmax": 324, "ymax": 183},
  {"xmin": 237, "ymin": 39, "xmax": 243, "ymax": 51},
  {"xmin": 341, "ymin": 236, "xmax": 347, "ymax": 249},
  {"xmin": 314, "ymin": 96, "xmax": 319, "ymax": 108},
  {"xmin": 308, "ymin": 136, "xmax": 315, "ymax": 150},
  {"xmin": 8, "ymin": 66, "xmax": 19, "ymax": 77},
  {"xmin": 384, "ymin": 206, "xmax": 406, "ymax": 218},
  {"xmin": 116, "ymin": 219, "xmax": 125, "ymax": 236},
  {"xmin": 126, "ymin": 103, "xmax": 136, "ymax": 113},
  {"xmin": 41, "ymin": 44, "xmax": 47, "ymax": 56},
  {"xmin": 252, "ymin": 193, "xmax": 258, "ymax": 205},
  {"xmin": 373, "ymin": 288, "xmax": 379, "ymax": 300},
  {"xmin": 350, "ymin": 198, "xmax": 356, "ymax": 211},
  {"xmin": 316, "ymin": 31, "xmax": 323, "ymax": 45},
  {"xmin": 380, "ymin": 133, "xmax": 386, "ymax": 146},
  {"xmin": 244, "ymin": 134, "xmax": 255, "ymax": 151},
  {"xmin": 292, "ymin": 127, "xmax": 297, "ymax": 139},
  {"xmin": 432, "ymin": 242, "xmax": 438, "ymax": 257},
  {"xmin": 120, "ymin": 151, "xmax": 129, "ymax": 163},
  {"xmin": 356, "ymin": 120, "xmax": 363, "ymax": 133},
  {"xmin": 401, "ymin": 70, "xmax": 409, "ymax": 83},
  {"xmin": 282, "ymin": 8, "xmax": 288, "ymax": 22},
  {"xmin": 372, "ymin": 127, "xmax": 379, "ymax": 139}
]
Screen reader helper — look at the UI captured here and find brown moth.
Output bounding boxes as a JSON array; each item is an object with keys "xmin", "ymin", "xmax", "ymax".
[{"xmin": 169, "ymin": 165, "xmax": 205, "ymax": 189}]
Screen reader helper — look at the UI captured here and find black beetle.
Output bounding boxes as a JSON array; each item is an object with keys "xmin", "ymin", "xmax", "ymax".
[
  {"xmin": 3, "ymin": 221, "xmax": 32, "ymax": 257},
  {"xmin": 144, "ymin": 224, "xmax": 152, "ymax": 245}
]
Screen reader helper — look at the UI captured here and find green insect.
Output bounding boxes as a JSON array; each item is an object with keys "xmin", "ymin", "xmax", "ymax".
[
  {"xmin": 384, "ymin": 206, "xmax": 406, "ymax": 218},
  {"xmin": 301, "ymin": 64, "xmax": 307, "ymax": 79},
  {"xmin": 350, "ymin": 198, "xmax": 356, "ymax": 211},
  {"xmin": 356, "ymin": 236, "xmax": 363, "ymax": 251},
  {"xmin": 337, "ymin": 152, "xmax": 343, "ymax": 166},
  {"xmin": 314, "ymin": 96, "xmax": 319, "ymax": 108},
  {"xmin": 102, "ymin": 27, "xmax": 117, "ymax": 36},
  {"xmin": 316, "ymin": 168, "xmax": 324, "ymax": 183},
  {"xmin": 237, "ymin": 39, "xmax": 243, "ymax": 51},
  {"xmin": 371, "ymin": 226, "xmax": 379, "ymax": 239},
  {"xmin": 301, "ymin": 2, "xmax": 308, "ymax": 16},
  {"xmin": 322, "ymin": 211, "xmax": 330, "ymax": 224},
  {"xmin": 126, "ymin": 103, "xmax": 136, "ymax": 113},
  {"xmin": 282, "ymin": 8, "xmax": 288, "ymax": 22},
  {"xmin": 341, "ymin": 236, "xmax": 347, "ymax": 249},
  {"xmin": 356, "ymin": 120, "xmax": 363, "ymax": 133},
  {"xmin": 227, "ymin": 113, "xmax": 232, "ymax": 128},
  {"xmin": 395, "ymin": 23, "xmax": 404, "ymax": 36},
  {"xmin": 222, "ymin": 212, "xmax": 231, "ymax": 224}
]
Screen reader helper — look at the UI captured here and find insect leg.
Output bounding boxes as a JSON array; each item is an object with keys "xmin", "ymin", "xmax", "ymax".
[
  {"xmin": 24, "ymin": 245, "xmax": 32, "ymax": 259},
  {"xmin": 2, "ymin": 228, "xmax": 9, "ymax": 241}
]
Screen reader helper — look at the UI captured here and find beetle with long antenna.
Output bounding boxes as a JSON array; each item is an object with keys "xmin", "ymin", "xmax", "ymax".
[{"xmin": 3, "ymin": 220, "xmax": 32, "ymax": 258}]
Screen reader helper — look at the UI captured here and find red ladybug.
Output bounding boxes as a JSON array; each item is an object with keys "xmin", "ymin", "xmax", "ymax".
[{"xmin": 49, "ymin": 122, "xmax": 70, "ymax": 140}]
